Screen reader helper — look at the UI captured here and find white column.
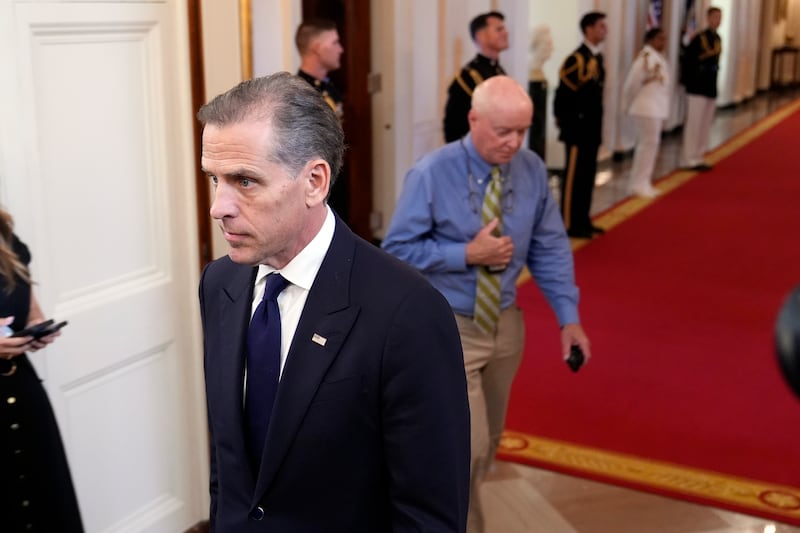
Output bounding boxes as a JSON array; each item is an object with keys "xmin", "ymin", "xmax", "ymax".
[{"xmin": 251, "ymin": 0, "xmax": 302, "ymax": 77}]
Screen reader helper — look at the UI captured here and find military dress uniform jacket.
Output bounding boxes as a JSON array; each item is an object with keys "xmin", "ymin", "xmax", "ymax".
[
  {"xmin": 443, "ymin": 54, "xmax": 505, "ymax": 142},
  {"xmin": 553, "ymin": 44, "xmax": 605, "ymax": 146},
  {"xmin": 297, "ymin": 69, "xmax": 344, "ymax": 121},
  {"xmin": 622, "ymin": 44, "xmax": 671, "ymax": 119},
  {"xmin": 681, "ymin": 29, "xmax": 721, "ymax": 98}
]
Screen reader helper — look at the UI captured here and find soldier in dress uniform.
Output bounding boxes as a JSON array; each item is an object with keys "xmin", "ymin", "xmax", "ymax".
[
  {"xmin": 295, "ymin": 19, "xmax": 349, "ymax": 220},
  {"xmin": 443, "ymin": 11, "xmax": 509, "ymax": 143},
  {"xmin": 622, "ymin": 27, "xmax": 671, "ymax": 198},
  {"xmin": 680, "ymin": 7, "xmax": 722, "ymax": 172},
  {"xmin": 295, "ymin": 19, "xmax": 344, "ymax": 121},
  {"xmin": 554, "ymin": 11, "xmax": 608, "ymax": 239}
]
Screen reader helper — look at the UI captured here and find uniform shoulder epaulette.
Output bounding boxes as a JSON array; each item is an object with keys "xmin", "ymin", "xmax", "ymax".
[{"xmin": 453, "ymin": 68, "xmax": 484, "ymax": 97}]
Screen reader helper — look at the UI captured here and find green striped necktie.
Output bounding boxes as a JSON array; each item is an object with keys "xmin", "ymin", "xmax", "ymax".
[{"xmin": 474, "ymin": 166, "xmax": 503, "ymax": 335}]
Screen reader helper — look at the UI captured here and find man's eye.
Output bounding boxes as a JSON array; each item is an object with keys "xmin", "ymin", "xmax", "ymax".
[
  {"xmin": 210, "ymin": 175, "xmax": 218, "ymax": 185},
  {"xmin": 239, "ymin": 178, "xmax": 251, "ymax": 187}
]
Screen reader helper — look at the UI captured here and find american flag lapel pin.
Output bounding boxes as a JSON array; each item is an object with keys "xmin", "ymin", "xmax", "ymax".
[{"xmin": 312, "ymin": 333, "xmax": 327, "ymax": 347}]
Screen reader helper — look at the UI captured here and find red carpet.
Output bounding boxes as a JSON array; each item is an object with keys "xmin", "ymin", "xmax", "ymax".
[{"xmin": 499, "ymin": 102, "xmax": 800, "ymax": 524}]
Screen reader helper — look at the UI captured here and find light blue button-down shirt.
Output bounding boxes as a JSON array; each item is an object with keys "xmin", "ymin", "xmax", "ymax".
[{"xmin": 382, "ymin": 134, "xmax": 580, "ymax": 326}]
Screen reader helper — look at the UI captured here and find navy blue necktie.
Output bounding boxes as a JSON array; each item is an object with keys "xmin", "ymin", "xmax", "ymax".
[{"xmin": 246, "ymin": 272, "xmax": 289, "ymax": 466}]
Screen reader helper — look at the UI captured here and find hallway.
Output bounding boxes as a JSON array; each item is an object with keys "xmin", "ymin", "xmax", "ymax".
[
  {"xmin": 590, "ymin": 88, "xmax": 800, "ymax": 217},
  {"xmin": 486, "ymin": 88, "xmax": 800, "ymax": 533}
]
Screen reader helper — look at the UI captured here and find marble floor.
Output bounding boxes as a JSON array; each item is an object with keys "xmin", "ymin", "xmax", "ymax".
[
  {"xmin": 482, "ymin": 460, "xmax": 800, "ymax": 533},
  {"xmin": 487, "ymin": 88, "xmax": 800, "ymax": 533}
]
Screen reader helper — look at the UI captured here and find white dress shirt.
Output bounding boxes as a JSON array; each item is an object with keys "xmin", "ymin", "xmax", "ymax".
[{"xmin": 250, "ymin": 207, "xmax": 335, "ymax": 378}]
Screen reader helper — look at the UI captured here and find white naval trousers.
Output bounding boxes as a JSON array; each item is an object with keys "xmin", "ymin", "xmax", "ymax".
[
  {"xmin": 630, "ymin": 115, "xmax": 663, "ymax": 195},
  {"xmin": 682, "ymin": 94, "xmax": 716, "ymax": 167}
]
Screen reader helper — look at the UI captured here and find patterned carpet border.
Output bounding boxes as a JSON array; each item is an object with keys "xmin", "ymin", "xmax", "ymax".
[{"xmin": 499, "ymin": 430, "xmax": 800, "ymax": 524}]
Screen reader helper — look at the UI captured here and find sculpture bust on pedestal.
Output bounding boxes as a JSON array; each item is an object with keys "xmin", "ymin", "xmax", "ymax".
[
  {"xmin": 528, "ymin": 24, "xmax": 553, "ymax": 159},
  {"xmin": 529, "ymin": 25, "xmax": 554, "ymax": 82}
]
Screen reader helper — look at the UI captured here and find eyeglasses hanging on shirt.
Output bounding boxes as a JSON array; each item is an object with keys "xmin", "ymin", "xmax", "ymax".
[{"xmin": 460, "ymin": 139, "xmax": 514, "ymax": 215}]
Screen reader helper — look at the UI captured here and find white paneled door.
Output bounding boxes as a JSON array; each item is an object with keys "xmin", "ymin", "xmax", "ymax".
[{"xmin": 0, "ymin": 1, "xmax": 208, "ymax": 532}]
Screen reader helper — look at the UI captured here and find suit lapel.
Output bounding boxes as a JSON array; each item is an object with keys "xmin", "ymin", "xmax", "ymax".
[
  {"xmin": 251, "ymin": 220, "xmax": 360, "ymax": 506},
  {"xmin": 217, "ymin": 263, "xmax": 258, "ymax": 489}
]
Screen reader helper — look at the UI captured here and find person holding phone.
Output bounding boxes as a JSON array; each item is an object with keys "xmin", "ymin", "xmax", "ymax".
[
  {"xmin": 0, "ymin": 207, "xmax": 83, "ymax": 532},
  {"xmin": 383, "ymin": 76, "xmax": 591, "ymax": 533}
]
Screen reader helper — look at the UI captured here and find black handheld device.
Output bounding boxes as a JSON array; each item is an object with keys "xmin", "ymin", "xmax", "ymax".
[
  {"xmin": 566, "ymin": 345, "xmax": 585, "ymax": 372},
  {"xmin": 11, "ymin": 319, "xmax": 68, "ymax": 339}
]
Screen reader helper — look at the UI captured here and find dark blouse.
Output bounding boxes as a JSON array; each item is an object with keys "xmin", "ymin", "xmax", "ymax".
[
  {"xmin": 0, "ymin": 233, "xmax": 84, "ymax": 532},
  {"xmin": 0, "ymin": 234, "xmax": 32, "ymax": 333}
]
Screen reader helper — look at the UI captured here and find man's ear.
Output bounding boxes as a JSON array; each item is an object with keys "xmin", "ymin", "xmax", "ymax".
[
  {"xmin": 310, "ymin": 36, "xmax": 322, "ymax": 56},
  {"xmin": 474, "ymin": 28, "xmax": 487, "ymax": 48},
  {"xmin": 305, "ymin": 159, "xmax": 331, "ymax": 207}
]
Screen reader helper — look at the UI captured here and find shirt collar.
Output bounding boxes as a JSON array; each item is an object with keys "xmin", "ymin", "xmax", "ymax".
[
  {"xmin": 462, "ymin": 134, "xmax": 510, "ymax": 180},
  {"xmin": 255, "ymin": 206, "xmax": 335, "ymax": 291},
  {"xmin": 583, "ymin": 41, "xmax": 602, "ymax": 56},
  {"xmin": 475, "ymin": 53, "xmax": 501, "ymax": 67},
  {"xmin": 297, "ymin": 69, "xmax": 330, "ymax": 86}
]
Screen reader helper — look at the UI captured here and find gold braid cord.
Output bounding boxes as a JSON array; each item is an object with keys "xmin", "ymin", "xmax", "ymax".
[
  {"xmin": 699, "ymin": 33, "xmax": 721, "ymax": 60},
  {"xmin": 560, "ymin": 53, "xmax": 598, "ymax": 92}
]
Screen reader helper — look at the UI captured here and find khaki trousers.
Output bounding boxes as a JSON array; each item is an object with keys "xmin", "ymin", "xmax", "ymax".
[{"xmin": 455, "ymin": 308, "xmax": 525, "ymax": 533}]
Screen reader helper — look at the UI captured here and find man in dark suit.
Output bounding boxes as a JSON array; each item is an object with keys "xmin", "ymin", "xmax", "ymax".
[
  {"xmin": 680, "ymin": 6, "xmax": 722, "ymax": 172},
  {"xmin": 197, "ymin": 72, "xmax": 470, "ymax": 532},
  {"xmin": 443, "ymin": 11, "xmax": 509, "ymax": 143},
  {"xmin": 554, "ymin": 11, "xmax": 607, "ymax": 239}
]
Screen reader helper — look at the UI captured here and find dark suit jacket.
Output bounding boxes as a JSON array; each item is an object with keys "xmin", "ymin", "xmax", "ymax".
[
  {"xmin": 554, "ymin": 44, "xmax": 605, "ymax": 146},
  {"xmin": 200, "ymin": 218, "xmax": 470, "ymax": 532}
]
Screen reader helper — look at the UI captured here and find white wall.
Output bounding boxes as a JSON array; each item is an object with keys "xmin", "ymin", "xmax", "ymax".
[
  {"xmin": 599, "ymin": 0, "xmax": 639, "ymax": 157},
  {"xmin": 715, "ymin": 0, "xmax": 763, "ymax": 105},
  {"xmin": 251, "ymin": 0, "xmax": 302, "ymax": 76},
  {"xmin": 201, "ymin": 0, "xmax": 244, "ymax": 259},
  {"xmin": 201, "ymin": 0, "xmax": 243, "ymax": 99},
  {"xmin": 370, "ymin": 0, "xmax": 399, "ymax": 239}
]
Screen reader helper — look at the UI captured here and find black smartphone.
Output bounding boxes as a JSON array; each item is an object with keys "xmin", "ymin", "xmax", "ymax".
[
  {"xmin": 35, "ymin": 320, "xmax": 68, "ymax": 338},
  {"xmin": 11, "ymin": 319, "xmax": 67, "ymax": 339},
  {"xmin": 566, "ymin": 345, "xmax": 585, "ymax": 372}
]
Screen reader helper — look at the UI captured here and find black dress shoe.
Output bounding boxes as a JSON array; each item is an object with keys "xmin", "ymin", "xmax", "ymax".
[
  {"xmin": 687, "ymin": 163, "xmax": 713, "ymax": 172},
  {"xmin": 567, "ymin": 228, "xmax": 593, "ymax": 239},
  {"xmin": 590, "ymin": 225, "xmax": 606, "ymax": 235}
]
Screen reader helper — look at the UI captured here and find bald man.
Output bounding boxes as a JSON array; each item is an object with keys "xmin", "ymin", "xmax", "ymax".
[{"xmin": 383, "ymin": 76, "xmax": 591, "ymax": 533}]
